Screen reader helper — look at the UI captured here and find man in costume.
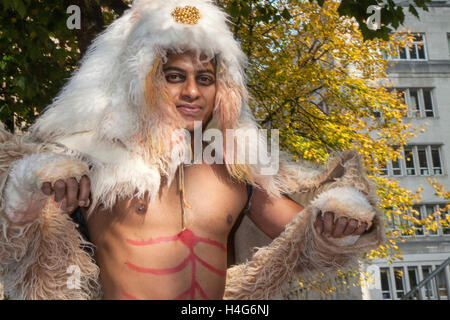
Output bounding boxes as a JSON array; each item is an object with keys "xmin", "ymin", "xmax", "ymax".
[{"xmin": 0, "ymin": 0, "xmax": 384, "ymax": 300}]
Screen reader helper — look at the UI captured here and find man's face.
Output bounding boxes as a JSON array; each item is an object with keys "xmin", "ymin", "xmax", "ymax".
[{"xmin": 163, "ymin": 51, "xmax": 216, "ymax": 132}]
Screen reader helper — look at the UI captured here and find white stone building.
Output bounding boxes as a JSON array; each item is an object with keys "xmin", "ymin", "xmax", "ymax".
[{"xmin": 362, "ymin": 0, "xmax": 450, "ymax": 300}]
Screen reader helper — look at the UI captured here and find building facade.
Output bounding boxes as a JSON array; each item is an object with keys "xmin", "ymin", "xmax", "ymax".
[{"xmin": 362, "ymin": 1, "xmax": 450, "ymax": 300}]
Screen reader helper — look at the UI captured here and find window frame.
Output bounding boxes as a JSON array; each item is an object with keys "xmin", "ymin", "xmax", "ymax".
[
  {"xmin": 447, "ymin": 33, "xmax": 450, "ymax": 58},
  {"xmin": 396, "ymin": 88, "xmax": 436, "ymax": 118},
  {"xmin": 380, "ymin": 145, "xmax": 444, "ymax": 177},
  {"xmin": 378, "ymin": 263, "xmax": 449, "ymax": 300},
  {"xmin": 390, "ymin": 33, "xmax": 428, "ymax": 61}
]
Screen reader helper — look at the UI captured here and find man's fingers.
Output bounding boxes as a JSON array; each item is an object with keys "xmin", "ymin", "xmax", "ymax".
[
  {"xmin": 65, "ymin": 178, "xmax": 79, "ymax": 212},
  {"xmin": 78, "ymin": 175, "xmax": 91, "ymax": 207},
  {"xmin": 323, "ymin": 211, "xmax": 334, "ymax": 236},
  {"xmin": 54, "ymin": 180, "xmax": 66, "ymax": 202},
  {"xmin": 332, "ymin": 217, "xmax": 348, "ymax": 238},
  {"xmin": 314, "ymin": 211, "xmax": 324, "ymax": 234},
  {"xmin": 41, "ymin": 182, "xmax": 53, "ymax": 196},
  {"xmin": 343, "ymin": 218, "xmax": 358, "ymax": 236},
  {"xmin": 353, "ymin": 222, "xmax": 368, "ymax": 236}
]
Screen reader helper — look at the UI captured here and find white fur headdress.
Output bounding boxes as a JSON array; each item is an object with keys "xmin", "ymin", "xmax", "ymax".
[{"xmin": 31, "ymin": 0, "xmax": 249, "ymax": 144}]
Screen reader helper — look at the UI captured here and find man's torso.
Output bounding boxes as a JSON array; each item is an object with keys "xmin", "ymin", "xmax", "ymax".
[{"xmin": 85, "ymin": 163, "xmax": 248, "ymax": 300}]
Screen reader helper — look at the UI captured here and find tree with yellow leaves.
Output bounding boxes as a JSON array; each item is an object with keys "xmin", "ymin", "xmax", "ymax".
[{"xmin": 222, "ymin": 0, "xmax": 443, "ymax": 296}]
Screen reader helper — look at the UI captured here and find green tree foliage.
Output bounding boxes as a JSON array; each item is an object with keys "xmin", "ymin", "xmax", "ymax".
[
  {"xmin": 0, "ymin": 0, "xmax": 131, "ymax": 131},
  {"xmin": 1, "ymin": 0, "xmax": 80, "ymax": 130}
]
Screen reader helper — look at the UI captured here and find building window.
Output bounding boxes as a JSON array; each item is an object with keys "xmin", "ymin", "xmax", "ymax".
[
  {"xmin": 404, "ymin": 146, "xmax": 416, "ymax": 176},
  {"xmin": 412, "ymin": 204, "xmax": 448, "ymax": 237},
  {"xmin": 412, "ymin": 205, "xmax": 424, "ymax": 236},
  {"xmin": 394, "ymin": 267, "xmax": 406, "ymax": 298},
  {"xmin": 380, "ymin": 268, "xmax": 392, "ymax": 299},
  {"xmin": 423, "ymin": 89, "xmax": 434, "ymax": 117},
  {"xmin": 447, "ymin": 33, "xmax": 450, "ymax": 57},
  {"xmin": 439, "ymin": 204, "xmax": 450, "ymax": 235},
  {"xmin": 391, "ymin": 34, "xmax": 427, "ymax": 60},
  {"xmin": 431, "ymin": 146, "xmax": 443, "ymax": 175},
  {"xmin": 377, "ymin": 88, "xmax": 436, "ymax": 119},
  {"xmin": 409, "ymin": 89, "xmax": 420, "ymax": 118},
  {"xmin": 407, "ymin": 267, "xmax": 420, "ymax": 300},
  {"xmin": 426, "ymin": 205, "xmax": 439, "ymax": 235},
  {"xmin": 422, "ymin": 266, "xmax": 436, "ymax": 299},
  {"xmin": 388, "ymin": 203, "xmax": 449, "ymax": 237},
  {"xmin": 378, "ymin": 263, "xmax": 448, "ymax": 300},
  {"xmin": 392, "ymin": 157, "xmax": 402, "ymax": 176},
  {"xmin": 436, "ymin": 270, "xmax": 448, "ymax": 298},
  {"xmin": 380, "ymin": 145, "xmax": 444, "ymax": 177},
  {"xmin": 395, "ymin": 88, "xmax": 436, "ymax": 118},
  {"xmin": 417, "ymin": 146, "xmax": 429, "ymax": 175}
]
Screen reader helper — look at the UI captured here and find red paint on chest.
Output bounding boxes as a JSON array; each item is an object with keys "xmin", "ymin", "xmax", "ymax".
[{"xmin": 122, "ymin": 229, "xmax": 227, "ymax": 300}]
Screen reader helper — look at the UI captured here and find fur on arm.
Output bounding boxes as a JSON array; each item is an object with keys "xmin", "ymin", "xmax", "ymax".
[
  {"xmin": 0, "ymin": 126, "xmax": 100, "ymax": 299},
  {"xmin": 3, "ymin": 153, "xmax": 89, "ymax": 224},
  {"xmin": 224, "ymin": 151, "xmax": 384, "ymax": 300}
]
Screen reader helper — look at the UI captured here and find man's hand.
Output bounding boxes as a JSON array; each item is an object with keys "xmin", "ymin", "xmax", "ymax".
[
  {"xmin": 314, "ymin": 211, "xmax": 368, "ymax": 238},
  {"xmin": 41, "ymin": 175, "xmax": 91, "ymax": 214}
]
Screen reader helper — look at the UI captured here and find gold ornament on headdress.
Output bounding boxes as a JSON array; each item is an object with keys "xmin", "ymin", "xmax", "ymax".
[{"xmin": 171, "ymin": 6, "xmax": 201, "ymax": 25}]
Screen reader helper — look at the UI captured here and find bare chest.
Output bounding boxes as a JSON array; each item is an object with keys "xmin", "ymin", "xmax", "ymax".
[
  {"xmin": 86, "ymin": 164, "xmax": 248, "ymax": 299},
  {"xmin": 89, "ymin": 163, "xmax": 247, "ymax": 235}
]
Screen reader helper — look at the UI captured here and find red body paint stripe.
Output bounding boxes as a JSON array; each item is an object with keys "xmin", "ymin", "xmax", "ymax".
[
  {"xmin": 194, "ymin": 255, "xmax": 227, "ymax": 276},
  {"xmin": 126, "ymin": 255, "xmax": 191, "ymax": 275},
  {"xmin": 126, "ymin": 234, "xmax": 179, "ymax": 246},
  {"xmin": 194, "ymin": 282, "xmax": 209, "ymax": 300},
  {"xmin": 124, "ymin": 229, "xmax": 226, "ymax": 300},
  {"xmin": 195, "ymin": 235, "xmax": 227, "ymax": 252},
  {"xmin": 122, "ymin": 290, "xmax": 139, "ymax": 300},
  {"xmin": 174, "ymin": 287, "xmax": 191, "ymax": 300}
]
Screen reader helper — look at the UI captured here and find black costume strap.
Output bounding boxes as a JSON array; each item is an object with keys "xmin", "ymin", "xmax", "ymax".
[
  {"xmin": 72, "ymin": 207, "xmax": 90, "ymax": 242},
  {"xmin": 226, "ymin": 183, "xmax": 253, "ymax": 267}
]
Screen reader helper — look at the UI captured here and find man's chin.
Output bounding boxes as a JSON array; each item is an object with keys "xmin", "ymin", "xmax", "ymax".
[{"xmin": 180, "ymin": 115, "xmax": 211, "ymax": 131}]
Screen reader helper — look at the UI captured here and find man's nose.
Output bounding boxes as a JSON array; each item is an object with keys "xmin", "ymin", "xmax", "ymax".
[{"xmin": 181, "ymin": 76, "xmax": 200, "ymax": 100}]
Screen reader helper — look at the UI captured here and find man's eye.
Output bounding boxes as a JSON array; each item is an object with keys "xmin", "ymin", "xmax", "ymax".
[
  {"xmin": 166, "ymin": 74, "xmax": 184, "ymax": 82},
  {"xmin": 198, "ymin": 76, "xmax": 214, "ymax": 84}
]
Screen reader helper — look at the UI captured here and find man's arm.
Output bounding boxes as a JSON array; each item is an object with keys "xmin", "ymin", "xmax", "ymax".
[
  {"xmin": 247, "ymin": 188, "xmax": 368, "ymax": 240},
  {"xmin": 0, "ymin": 151, "xmax": 99, "ymax": 299}
]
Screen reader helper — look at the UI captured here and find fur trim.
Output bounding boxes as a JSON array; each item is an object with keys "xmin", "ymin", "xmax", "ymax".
[
  {"xmin": 3, "ymin": 153, "xmax": 88, "ymax": 224},
  {"xmin": 226, "ymin": 151, "xmax": 384, "ymax": 299},
  {"xmin": 224, "ymin": 203, "xmax": 383, "ymax": 300},
  {"xmin": 310, "ymin": 186, "xmax": 375, "ymax": 230},
  {"xmin": 0, "ymin": 201, "xmax": 101, "ymax": 300},
  {"xmin": 0, "ymin": 127, "xmax": 100, "ymax": 299}
]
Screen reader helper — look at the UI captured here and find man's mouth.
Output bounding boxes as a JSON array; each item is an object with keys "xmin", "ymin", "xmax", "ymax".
[{"xmin": 176, "ymin": 104, "xmax": 203, "ymax": 116}]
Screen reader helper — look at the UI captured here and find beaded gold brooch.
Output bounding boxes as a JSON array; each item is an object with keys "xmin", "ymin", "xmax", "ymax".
[{"xmin": 171, "ymin": 6, "xmax": 201, "ymax": 25}]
